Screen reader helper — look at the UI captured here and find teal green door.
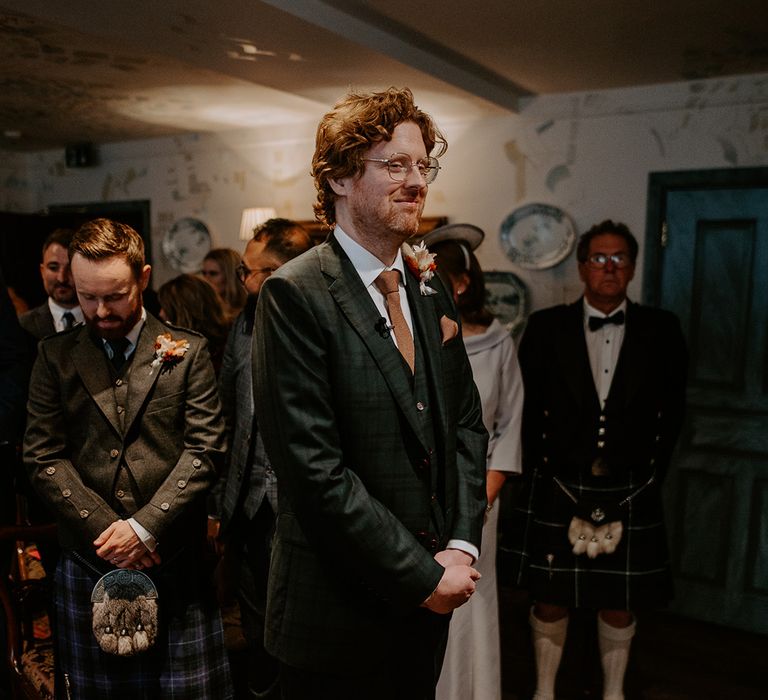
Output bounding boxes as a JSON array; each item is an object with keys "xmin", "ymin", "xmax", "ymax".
[{"xmin": 650, "ymin": 176, "xmax": 768, "ymax": 634}]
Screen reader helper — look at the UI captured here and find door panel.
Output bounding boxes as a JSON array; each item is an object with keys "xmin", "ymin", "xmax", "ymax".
[{"xmin": 655, "ymin": 182, "xmax": 768, "ymax": 634}]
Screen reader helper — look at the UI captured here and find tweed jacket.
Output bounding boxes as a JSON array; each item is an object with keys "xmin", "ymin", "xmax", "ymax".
[
  {"xmin": 215, "ymin": 306, "xmax": 277, "ymax": 532},
  {"xmin": 19, "ymin": 301, "xmax": 55, "ymax": 340},
  {"xmin": 253, "ymin": 236, "xmax": 488, "ymax": 671},
  {"xmin": 23, "ymin": 313, "xmax": 226, "ymax": 554}
]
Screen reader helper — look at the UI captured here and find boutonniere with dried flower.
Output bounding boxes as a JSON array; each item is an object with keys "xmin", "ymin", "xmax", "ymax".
[
  {"xmin": 151, "ymin": 333, "xmax": 189, "ymax": 372},
  {"xmin": 402, "ymin": 241, "xmax": 438, "ymax": 296}
]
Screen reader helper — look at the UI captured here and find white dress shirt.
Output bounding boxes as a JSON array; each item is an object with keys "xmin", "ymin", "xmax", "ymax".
[
  {"xmin": 48, "ymin": 298, "xmax": 83, "ymax": 332},
  {"xmin": 583, "ymin": 299, "xmax": 627, "ymax": 407}
]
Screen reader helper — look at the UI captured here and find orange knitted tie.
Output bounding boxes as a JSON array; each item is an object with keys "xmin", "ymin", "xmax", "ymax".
[{"xmin": 374, "ymin": 270, "xmax": 415, "ymax": 373}]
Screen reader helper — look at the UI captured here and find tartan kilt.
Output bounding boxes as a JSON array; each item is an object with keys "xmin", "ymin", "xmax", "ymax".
[
  {"xmin": 507, "ymin": 467, "xmax": 673, "ymax": 610},
  {"xmin": 55, "ymin": 552, "xmax": 233, "ymax": 699}
]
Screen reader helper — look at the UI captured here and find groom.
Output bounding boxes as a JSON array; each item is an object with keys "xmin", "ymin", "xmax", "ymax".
[{"xmin": 253, "ymin": 87, "xmax": 488, "ymax": 700}]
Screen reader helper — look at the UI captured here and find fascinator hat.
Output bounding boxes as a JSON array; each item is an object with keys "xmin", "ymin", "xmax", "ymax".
[{"xmin": 419, "ymin": 223, "xmax": 485, "ymax": 251}]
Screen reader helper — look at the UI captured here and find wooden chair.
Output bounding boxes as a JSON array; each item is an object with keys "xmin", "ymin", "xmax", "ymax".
[{"xmin": 0, "ymin": 522, "xmax": 56, "ymax": 700}]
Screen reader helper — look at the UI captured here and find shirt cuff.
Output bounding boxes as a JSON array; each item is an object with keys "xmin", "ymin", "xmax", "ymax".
[
  {"xmin": 445, "ymin": 539, "xmax": 479, "ymax": 563},
  {"xmin": 127, "ymin": 518, "xmax": 157, "ymax": 552}
]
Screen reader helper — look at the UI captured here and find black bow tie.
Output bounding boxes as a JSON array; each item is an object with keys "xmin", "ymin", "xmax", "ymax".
[{"xmin": 588, "ymin": 310, "xmax": 625, "ymax": 332}]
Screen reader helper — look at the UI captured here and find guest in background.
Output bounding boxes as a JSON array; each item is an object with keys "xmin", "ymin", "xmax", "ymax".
[
  {"xmin": 157, "ymin": 273, "xmax": 231, "ymax": 374},
  {"xmin": 202, "ymin": 248, "xmax": 247, "ymax": 321},
  {"xmin": 426, "ymin": 224, "xmax": 523, "ymax": 700},
  {"xmin": 512, "ymin": 221, "xmax": 686, "ymax": 700},
  {"xmin": 213, "ymin": 217, "xmax": 313, "ymax": 699},
  {"xmin": 19, "ymin": 227, "xmax": 83, "ymax": 339}
]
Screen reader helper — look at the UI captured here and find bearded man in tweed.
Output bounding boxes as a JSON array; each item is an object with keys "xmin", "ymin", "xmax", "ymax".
[
  {"xmin": 513, "ymin": 220, "xmax": 687, "ymax": 700},
  {"xmin": 24, "ymin": 218, "xmax": 232, "ymax": 698}
]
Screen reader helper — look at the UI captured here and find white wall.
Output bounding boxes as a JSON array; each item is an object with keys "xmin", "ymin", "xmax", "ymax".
[{"xmin": 3, "ymin": 73, "xmax": 768, "ymax": 308}]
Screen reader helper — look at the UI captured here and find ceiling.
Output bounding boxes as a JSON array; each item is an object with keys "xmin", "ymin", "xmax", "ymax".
[{"xmin": 0, "ymin": 0, "xmax": 766, "ymax": 151}]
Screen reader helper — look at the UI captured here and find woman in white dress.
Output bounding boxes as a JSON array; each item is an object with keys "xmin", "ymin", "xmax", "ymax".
[{"xmin": 428, "ymin": 225, "xmax": 524, "ymax": 700}]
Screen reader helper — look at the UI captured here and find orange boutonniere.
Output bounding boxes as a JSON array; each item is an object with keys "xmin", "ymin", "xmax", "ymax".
[
  {"xmin": 402, "ymin": 242, "xmax": 438, "ymax": 296},
  {"xmin": 151, "ymin": 333, "xmax": 189, "ymax": 372}
]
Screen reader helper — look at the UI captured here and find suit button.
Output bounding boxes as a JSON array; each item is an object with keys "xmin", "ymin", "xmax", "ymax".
[
  {"xmin": 79, "ymin": 509, "xmax": 89, "ymax": 518},
  {"xmin": 116, "ymin": 490, "xmax": 125, "ymax": 498},
  {"xmin": 598, "ymin": 427, "xmax": 606, "ymax": 435},
  {"xmin": 160, "ymin": 502, "xmax": 170, "ymax": 511},
  {"xmin": 110, "ymin": 449, "xmax": 119, "ymax": 459},
  {"xmin": 62, "ymin": 489, "xmax": 72, "ymax": 498},
  {"xmin": 46, "ymin": 466, "xmax": 56, "ymax": 475},
  {"xmin": 657, "ymin": 411, "xmax": 663, "ymax": 418},
  {"xmin": 650, "ymin": 458, "xmax": 656, "ymax": 466},
  {"xmin": 192, "ymin": 458, "xmax": 202, "ymax": 468},
  {"xmin": 431, "ymin": 493, "xmax": 437, "ymax": 502},
  {"xmin": 543, "ymin": 456, "xmax": 549, "ymax": 463},
  {"xmin": 655, "ymin": 435, "xmax": 661, "ymax": 442},
  {"xmin": 416, "ymin": 401, "xmax": 425, "ymax": 411},
  {"xmin": 543, "ymin": 409, "xmax": 549, "ymax": 417},
  {"xmin": 597, "ymin": 440, "xmax": 605, "ymax": 448},
  {"xmin": 177, "ymin": 480, "xmax": 186, "ymax": 489},
  {"xmin": 117, "ymin": 406, "xmax": 124, "ymax": 414},
  {"xmin": 599, "ymin": 414, "xmax": 607, "ymax": 423},
  {"xmin": 115, "ymin": 379, "xmax": 123, "ymax": 386},
  {"xmin": 542, "ymin": 433, "xmax": 547, "ymax": 440}
]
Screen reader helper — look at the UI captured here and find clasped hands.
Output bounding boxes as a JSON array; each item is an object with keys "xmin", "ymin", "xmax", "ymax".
[
  {"xmin": 94, "ymin": 520, "xmax": 161, "ymax": 570},
  {"xmin": 421, "ymin": 549, "xmax": 481, "ymax": 614}
]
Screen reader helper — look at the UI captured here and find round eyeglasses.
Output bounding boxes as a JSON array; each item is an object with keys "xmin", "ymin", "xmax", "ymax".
[
  {"xmin": 585, "ymin": 253, "xmax": 632, "ymax": 269},
  {"xmin": 363, "ymin": 153, "xmax": 441, "ymax": 184}
]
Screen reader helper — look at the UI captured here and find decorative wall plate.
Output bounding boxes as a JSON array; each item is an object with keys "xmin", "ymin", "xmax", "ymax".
[
  {"xmin": 499, "ymin": 203, "xmax": 576, "ymax": 269},
  {"xmin": 484, "ymin": 270, "xmax": 528, "ymax": 336},
  {"xmin": 161, "ymin": 217, "xmax": 211, "ymax": 273}
]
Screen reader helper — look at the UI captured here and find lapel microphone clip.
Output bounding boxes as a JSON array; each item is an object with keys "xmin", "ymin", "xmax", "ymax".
[{"xmin": 375, "ymin": 317, "xmax": 393, "ymax": 338}]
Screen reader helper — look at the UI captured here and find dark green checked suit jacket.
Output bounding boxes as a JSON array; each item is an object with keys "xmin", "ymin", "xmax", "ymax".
[{"xmin": 253, "ymin": 235, "xmax": 488, "ymax": 672}]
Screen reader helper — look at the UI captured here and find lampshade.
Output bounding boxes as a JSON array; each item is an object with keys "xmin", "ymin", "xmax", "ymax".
[{"xmin": 239, "ymin": 207, "xmax": 277, "ymax": 240}]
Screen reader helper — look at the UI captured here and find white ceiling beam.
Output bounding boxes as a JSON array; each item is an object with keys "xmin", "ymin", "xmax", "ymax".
[{"xmin": 261, "ymin": 0, "xmax": 533, "ymax": 111}]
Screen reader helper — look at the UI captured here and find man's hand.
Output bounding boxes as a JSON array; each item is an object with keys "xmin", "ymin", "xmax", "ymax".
[
  {"xmin": 434, "ymin": 548, "xmax": 473, "ymax": 568},
  {"xmin": 421, "ymin": 564, "xmax": 481, "ymax": 614},
  {"xmin": 94, "ymin": 520, "xmax": 161, "ymax": 569}
]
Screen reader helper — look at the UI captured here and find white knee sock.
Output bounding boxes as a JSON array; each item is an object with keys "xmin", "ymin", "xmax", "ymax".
[
  {"xmin": 530, "ymin": 608, "xmax": 568, "ymax": 700},
  {"xmin": 597, "ymin": 614, "xmax": 636, "ymax": 700}
]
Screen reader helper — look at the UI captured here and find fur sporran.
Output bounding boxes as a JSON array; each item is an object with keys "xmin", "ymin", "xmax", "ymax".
[{"xmin": 91, "ymin": 569, "xmax": 159, "ymax": 656}]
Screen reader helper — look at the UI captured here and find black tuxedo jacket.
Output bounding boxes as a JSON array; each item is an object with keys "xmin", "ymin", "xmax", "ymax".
[{"xmin": 519, "ymin": 299, "xmax": 687, "ymax": 485}]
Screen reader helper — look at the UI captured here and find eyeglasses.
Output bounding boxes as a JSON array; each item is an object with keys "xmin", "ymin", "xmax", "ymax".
[
  {"xmin": 363, "ymin": 153, "xmax": 441, "ymax": 184},
  {"xmin": 236, "ymin": 263, "xmax": 276, "ymax": 283},
  {"xmin": 585, "ymin": 253, "xmax": 632, "ymax": 269}
]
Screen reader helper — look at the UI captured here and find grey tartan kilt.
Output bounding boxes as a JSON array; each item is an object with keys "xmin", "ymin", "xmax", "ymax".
[
  {"xmin": 55, "ymin": 552, "xmax": 233, "ymax": 699},
  {"xmin": 508, "ymin": 467, "xmax": 673, "ymax": 610}
]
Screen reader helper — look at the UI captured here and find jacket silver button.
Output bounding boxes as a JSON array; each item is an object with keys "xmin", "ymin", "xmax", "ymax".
[
  {"xmin": 115, "ymin": 379, "xmax": 123, "ymax": 386},
  {"xmin": 177, "ymin": 480, "xmax": 186, "ymax": 489},
  {"xmin": 79, "ymin": 509, "xmax": 89, "ymax": 518},
  {"xmin": 117, "ymin": 406, "xmax": 124, "ymax": 414},
  {"xmin": 46, "ymin": 466, "xmax": 56, "ymax": 475},
  {"xmin": 62, "ymin": 489, "xmax": 71, "ymax": 498},
  {"xmin": 116, "ymin": 489, "xmax": 125, "ymax": 498},
  {"xmin": 597, "ymin": 440, "xmax": 605, "ymax": 448},
  {"xmin": 110, "ymin": 449, "xmax": 119, "ymax": 458},
  {"xmin": 160, "ymin": 502, "xmax": 170, "ymax": 511},
  {"xmin": 192, "ymin": 458, "xmax": 202, "ymax": 468},
  {"xmin": 416, "ymin": 401, "xmax": 425, "ymax": 411}
]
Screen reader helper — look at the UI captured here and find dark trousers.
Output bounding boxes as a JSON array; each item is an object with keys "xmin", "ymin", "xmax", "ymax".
[
  {"xmin": 229, "ymin": 502, "xmax": 280, "ymax": 698},
  {"xmin": 279, "ymin": 611, "xmax": 450, "ymax": 700}
]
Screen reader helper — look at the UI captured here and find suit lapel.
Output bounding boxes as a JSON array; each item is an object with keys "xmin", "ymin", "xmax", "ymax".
[
  {"xmin": 557, "ymin": 300, "xmax": 601, "ymax": 413},
  {"xmin": 123, "ymin": 315, "xmax": 164, "ymax": 433},
  {"xmin": 320, "ymin": 240, "xmax": 431, "ymax": 453},
  {"xmin": 405, "ymin": 273, "xmax": 447, "ymax": 438},
  {"xmin": 71, "ymin": 325, "xmax": 122, "ymax": 436},
  {"xmin": 609, "ymin": 301, "xmax": 642, "ymax": 409}
]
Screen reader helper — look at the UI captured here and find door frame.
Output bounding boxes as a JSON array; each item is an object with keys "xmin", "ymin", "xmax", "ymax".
[{"xmin": 643, "ymin": 167, "xmax": 768, "ymax": 307}]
